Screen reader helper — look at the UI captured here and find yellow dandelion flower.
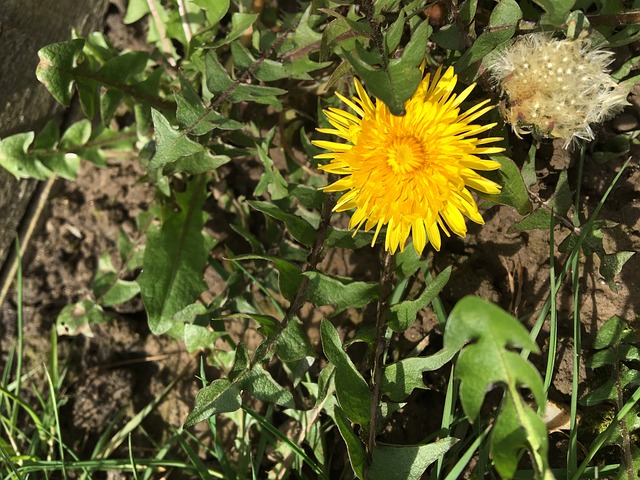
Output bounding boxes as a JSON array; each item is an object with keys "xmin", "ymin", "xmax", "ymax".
[{"xmin": 313, "ymin": 66, "xmax": 504, "ymax": 254}]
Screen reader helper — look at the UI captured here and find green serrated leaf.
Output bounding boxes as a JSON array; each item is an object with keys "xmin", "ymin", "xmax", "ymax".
[
  {"xmin": 369, "ymin": 438, "xmax": 457, "ymax": 480},
  {"xmin": 137, "ymin": 179, "xmax": 214, "ymax": 334},
  {"xmin": 445, "ymin": 296, "xmax": 543, "ymax": 418},
  {"xmin": 36, "ymin": 39, "xmax": 85, "ymax": 106},
  {"xmin": 382, "ymin": 347, "xmax": 458, "ymax": 402},
  {"xmin": 60, "ymin": 119, "xmax": 92, "ymax": 147},
  {"xmin": 100, "ymin": 90, "xmax": 125, "ymax": 126},
  {"xmin": 394, "ymin": 245, "xmax": 427, "ymax": 278},
  {"xmin": 444, "ymin": 296, "xmax": 549, "ymax": 478},
  {"xmin": 388, "ymin": 267, "xmax": 451, "ymax": 332},
  {"xmin": 33, "ymin": 120, "xmax": 60, "ymax": 150},
  {"xmin": 321, "ymin": 319, "xmax": 371, "ymax": 426},
  {"xmin": 304, "ymin": 271, "xmax": 380, "ymax": 314},
  {"xmin": 230, "ymin": 84, "xmax": 287, "ymax": 108},
  {"xmin": 204, "ymin": 52, "xmax": 234, "ymax": 94},
  {"xmin": 184, "ymin": 379, "xmax": 242, "ymax": 426},
  {"xmin": 150, "ymin": 109, "xmax": 205, "ymax": 169},
  {"xmin": 288, "ymin": 184, "xmax": 325, "ymax": 210},
  {"xmin": 478, "ymin": 154, "xmax": 532, "ymax": 215}
]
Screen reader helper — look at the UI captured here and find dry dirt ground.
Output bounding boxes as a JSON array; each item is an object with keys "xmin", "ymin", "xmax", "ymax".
[{"xmin": 1, "ymin": 3, "xmax": 639, "ymax": 476}]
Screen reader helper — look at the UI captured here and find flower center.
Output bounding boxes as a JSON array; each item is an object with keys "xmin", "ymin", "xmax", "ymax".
[{"xmin": 386, "ymin": 136, "xmax": 426, "ymax": 174}]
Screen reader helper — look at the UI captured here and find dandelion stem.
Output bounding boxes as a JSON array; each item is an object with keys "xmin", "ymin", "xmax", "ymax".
[{"xmin": 367, "ymin": 251, "xmax": 395, "ymax": 464}]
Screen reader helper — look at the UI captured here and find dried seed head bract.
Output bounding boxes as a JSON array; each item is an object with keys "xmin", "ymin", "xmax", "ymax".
[{"xmin": 487, "ymin": 33, "xmax": 629, "ymax": 148}]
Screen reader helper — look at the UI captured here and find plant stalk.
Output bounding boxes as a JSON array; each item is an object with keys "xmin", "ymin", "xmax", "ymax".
[{"xmin": 367, "ymin": 251, "xmax": 395, "ymax": 463}]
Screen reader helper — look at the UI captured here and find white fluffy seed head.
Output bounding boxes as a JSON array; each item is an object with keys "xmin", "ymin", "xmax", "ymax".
[{"xmin": 486, "ymin": 33, "xmax": 629, "ymax": 148}]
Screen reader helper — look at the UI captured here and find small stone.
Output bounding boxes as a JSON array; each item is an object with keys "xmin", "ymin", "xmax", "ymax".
[{"xmin": 612, "ymin": 112, "xmax": 639, "ymax": 133}]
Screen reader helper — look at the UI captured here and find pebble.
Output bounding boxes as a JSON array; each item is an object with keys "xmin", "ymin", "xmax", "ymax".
[{"xmin": 612, "ymin": 112, "xmax": 640, "ymax": 133}]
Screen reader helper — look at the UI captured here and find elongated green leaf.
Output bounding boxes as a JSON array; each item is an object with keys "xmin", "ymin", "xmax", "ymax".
[
  {"xmin": 444, "ymin": 296, "xmax": 549, "ymax": 478},
  {"xmin": 581, "ymin": 366, "xmax": 640, "ymax": 406},
  {"xmin": 593, "ymin": 316, "xmax": 640, "ymax": 350},
  {"xmin": 388, "ymin": 267, "xmax": 451, "ymax": 332},
  {"xmin": 184, "ymin": 379, "xmax": 242, "ymax": 426},
  {"xmin": 304, "ymin": 272, "xmax": 380, "ymax": 314},
  {"xmin": 321, "ymin": 319, "xmax": 370, "ymax": 426},
  {"xmin": 369, "ymin": 438, "xmax": 457, "ymax": 480},
  {"xmin": 587, "ymin": 345, "xmax": 640, "ymax": 369},
  {"xmin": 137, "ymin": 180, "xmax": 214, "ymax": 334},
  {"xmin": 341, "ymin": 50, "xmax": 421, "ymax": 112},
  {"xmin": 382, "ymin": 347, "xmax": 458, "ymax": 402},
  {"xmin": 231, "ymin": 254, "xmax": 302, "ymax": 302},
  {"xmin": 491, "ymin": 394, "xmax": 548, "ymax": 478},
  {"xmin": 334, "ymin": 406, "xmax": 366, "ymax": 479},
  {"xmin": 36, "ymin": 39, "xmax": 85, "ymax": 106},
  {"xmin": 248, "ymin": 200, "xmax": 317, "ymax": 247}
]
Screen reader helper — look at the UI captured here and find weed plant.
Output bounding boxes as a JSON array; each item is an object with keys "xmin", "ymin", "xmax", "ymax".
[{"xmin": 1, "ymin": 1, "xmax": 640, "ymax": 479}]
